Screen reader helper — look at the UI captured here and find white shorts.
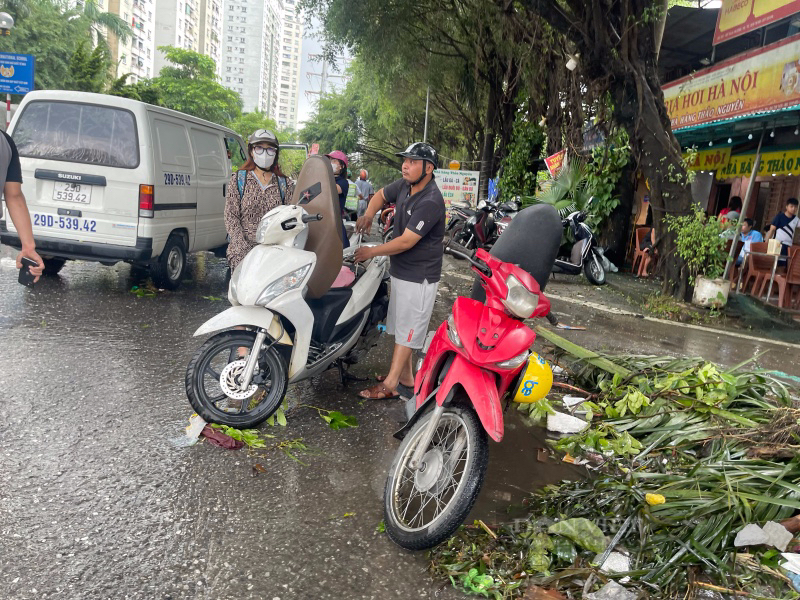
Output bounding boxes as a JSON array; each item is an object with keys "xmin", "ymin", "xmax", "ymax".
[{"xmin": 387, "ymin": 276, "xmax": 439, "ymax": 349}]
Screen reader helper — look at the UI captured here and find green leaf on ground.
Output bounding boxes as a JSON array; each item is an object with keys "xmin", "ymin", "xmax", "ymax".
[{"xmin": 548, "ymin": 518, "xmax": 606, "ymax": 553}]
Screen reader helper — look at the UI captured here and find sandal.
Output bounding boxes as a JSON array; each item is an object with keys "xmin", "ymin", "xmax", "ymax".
[
  {"xmin": 359, "ymin": 383, "xmax": 399, "ymax": 400},
  {"xmin": 375, "ymin": 374, "xmax": 388, "ymax": 382}
]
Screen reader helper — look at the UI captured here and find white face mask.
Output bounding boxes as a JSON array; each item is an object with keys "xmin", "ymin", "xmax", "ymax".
[
  {"xmin": 330, "ymin": 161, "xmax": 341, "ymax": 174},
  {"xmin": 255, "ymin": 154, "xmax": 275, "ymax": 170}
]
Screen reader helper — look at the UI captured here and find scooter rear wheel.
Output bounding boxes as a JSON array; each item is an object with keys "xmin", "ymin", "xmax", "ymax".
[
  {"xmin": 383, "ymin": 405, "xmax": 488, "ymax": 550},
  {"xmin": 186, "ymin": 330, "xmax": 288, "ymax": 428}
]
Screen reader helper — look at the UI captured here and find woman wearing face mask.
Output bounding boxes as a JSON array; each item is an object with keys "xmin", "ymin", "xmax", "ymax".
[
  {"xmin": 325, "ymin": 150, "xmax": 351, "ymax": 248},
  {"xmin": 225, "ymin": 129, "xmax": 295, "ymax": 271}
]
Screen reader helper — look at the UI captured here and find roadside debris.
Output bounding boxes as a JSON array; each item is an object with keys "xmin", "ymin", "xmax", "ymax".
[{"xmin": 430, "ymin": 331, "xmax": 800, "ymax": 598}]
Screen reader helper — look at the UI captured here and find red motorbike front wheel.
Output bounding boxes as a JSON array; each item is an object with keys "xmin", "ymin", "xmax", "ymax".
[{"xmin": 383, "ymin": 405, "xmax": 489, "ymax": 550}]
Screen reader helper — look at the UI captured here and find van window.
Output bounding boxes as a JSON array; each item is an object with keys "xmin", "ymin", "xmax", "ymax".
[
  {"xmin": 225, "ymin": 136, "xmax": 247, "ymax": 170},
  {"xmin": 190, "ymin": 129, "xmax": 226, "ymax": 177},
  {"xmin": 153, "ymin": 119, "xmax": 193, "ymax": 172},
  {"xmin": 14, "ymin": 101, "xmax": 139, "ymax": 168}
]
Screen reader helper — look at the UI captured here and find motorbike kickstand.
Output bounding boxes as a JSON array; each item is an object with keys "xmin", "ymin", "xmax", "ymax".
[{"xmin": 336, "ymin": 359, "xmax": 369, "ymax": 387}]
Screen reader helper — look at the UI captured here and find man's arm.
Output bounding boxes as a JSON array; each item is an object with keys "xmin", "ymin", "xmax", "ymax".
[
  {"xmin": 766, "ymin": 224, "xmax": 777, "ymax": 240},
  {"xmin": 5, "ymin": 181, "xmax": 43, "ymax": 279},
  {"xmin": 354, "ymin": 228, "xmax": 421, "ymax": 262},
  {"xmin": 356, "ymin": 187, "xmax": 386, "ymax": 233}
]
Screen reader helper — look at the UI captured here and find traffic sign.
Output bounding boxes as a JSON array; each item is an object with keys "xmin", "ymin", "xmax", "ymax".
[{"xmin": 0, "ymin": 53, "xmax": 34, "ymax": 95}]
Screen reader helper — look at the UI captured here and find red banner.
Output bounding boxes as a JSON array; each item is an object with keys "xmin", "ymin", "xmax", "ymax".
[
  {"xmin": 545, "ymin": 150, "xmax": 566, "ymax": 177},
  {"xmin": 714, "ymin": 0, "xmax": 800, "ymax": 45}
]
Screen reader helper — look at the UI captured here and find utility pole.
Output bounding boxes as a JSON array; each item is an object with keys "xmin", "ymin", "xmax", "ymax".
[
  {"xmin": 0, "ymin": 12, "xmax": 14, "ymax": 129},
  {"xmin": 305, "ymin": 53, "xmax": 349, "ymax": 102}
]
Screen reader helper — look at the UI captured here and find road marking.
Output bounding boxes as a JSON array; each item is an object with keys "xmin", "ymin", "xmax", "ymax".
[{"xmin": 545, "ymin": 291, "xmax": 800, "ymax": 351}]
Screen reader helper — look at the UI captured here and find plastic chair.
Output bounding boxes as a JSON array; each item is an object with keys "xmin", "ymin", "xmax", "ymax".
[
  {"xmin": 742, "ymin": 242, "xmax": 771, "ymax": 295},
  {"xmin": 767, "ymin": 246, "xmax": 800, "ymax": 308},
  {"xmin": 632, "ymin": 227, "xmax": 653, "ymax": 276}
]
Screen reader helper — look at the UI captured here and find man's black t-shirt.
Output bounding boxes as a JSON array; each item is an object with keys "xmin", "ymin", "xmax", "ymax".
[
  {"xmin": 383, "ymin": 177, "xmax": 445, "ymax": 283},
  {"xmin": 2, "ymin": 131, "xmax": 22, "ymax": 183}
]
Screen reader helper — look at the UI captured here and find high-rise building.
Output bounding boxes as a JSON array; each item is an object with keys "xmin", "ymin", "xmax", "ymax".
[
  {"xmin": 153, "ymin": 0, "xmax": 202, "ymax": 74},
  {"xmin": 98, "ymin": 0, "xmax": 156, "ymax": 83},
  {"xmin": 198, "ymin": 0, "xmax": 223, "ymax": 75},
  {"xmin": 274, "ymin": 0, "xmax": 303, "ymax": 131},
  {"xmin": 219, "ymin": 0, "xmax": 282, "ymax": 114}
]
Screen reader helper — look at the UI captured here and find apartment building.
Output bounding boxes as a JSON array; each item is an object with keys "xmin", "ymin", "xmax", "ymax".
[
  {"xmin": 198, "ymin": 0, "xmax": 223, "ymax": 75},
  {"xmin": 219, "ymin": 0, "xmax": 282, "ymax": 114},
  {"xmin": 152, "ymin": 0, "xmax": 203, "ymax": 74},
  {"xmin": 274, "ymin": 0, "xmax": 303, "ymax": 130},
  {"xmin": 96, "ymin": 0, "xmax": 155, "ymax": 83}
]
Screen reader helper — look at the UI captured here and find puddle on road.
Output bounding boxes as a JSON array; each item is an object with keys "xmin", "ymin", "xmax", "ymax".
[{"xmin": 468, "ymin": 407, "xmax": 585, "ymax": 526}]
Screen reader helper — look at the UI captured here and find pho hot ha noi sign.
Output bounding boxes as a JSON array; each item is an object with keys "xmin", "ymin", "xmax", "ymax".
[
  {"xmin": 714, "ymin": 0, "xmax": 800, "ymax": 45},
  {"xmin": 663, "ymin": 34, "xmax": 800, "ymax": 131}
]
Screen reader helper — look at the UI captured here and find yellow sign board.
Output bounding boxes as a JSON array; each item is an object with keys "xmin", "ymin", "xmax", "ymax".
[
  {"xmin": 663, "ymin": 34, "xmax": 800, "ymax": 131},
  {"xmin": 715, "ymin": 0, "xmax": 800, "ymax": 44},
  {"xmin": 683, "ymin": 147, "xmax": 732, "ymax": 171},
  {"xmin": 717, "ymin": 147, "xmax": 800, "ymax": 179}
]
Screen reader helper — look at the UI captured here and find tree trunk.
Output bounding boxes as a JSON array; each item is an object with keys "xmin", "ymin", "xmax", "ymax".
[
  {"xmin": 599, "ymin": 161, "xmax": 636, "ymax": 266},
  {"xmin": 479, "ymin": 64, "xmax": 500, "ymax": 200}
]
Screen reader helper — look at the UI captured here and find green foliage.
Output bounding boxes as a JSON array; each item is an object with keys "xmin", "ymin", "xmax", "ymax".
[
  {"xmin": 666, "ymin": 208, "xmax": 728, "ymax": 283},
  {"xmin": 585, "ymin": 129, "xmax": 630, "ymax": 225},
  {"xmin": 450, "ymin": 568, "xmax": 498, "ymax": 598},
  {"xmin": 528, "ymin": 159, "xmax": 592, "ymax": 217},
  {"xmin": 496, "ymin": 108, "xmax": 545, "ymax": 201},
  {"xmin": 546, "ymin": 518, "xmax": 605, "ymax": 553},
  {"xmin": 320, "ymin": 410, "xmax": 358, "ymax": 430},
  {"xmin": 71, "ymin": 0, "xmax": 132, "ymax": 50},
  {"xmin": 151, "ymin": 46, "xmax": 242, "ymax": 125},
  {"xmin": 210, "ymin": 424, "xmax": 273, "ymax": 448},
  {"xmin": 66, "ymin": 41, "xmax": 110, "ymax": 93},
  {"xmin": 109, "ymin": 74, "xmax": 162, "ymax": 105},
  {"xmin": 229, "ymin": 110, "xmax": 278, "ymax": 144}
]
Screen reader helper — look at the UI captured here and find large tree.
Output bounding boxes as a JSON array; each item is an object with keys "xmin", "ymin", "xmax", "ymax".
[
  {"xmin": 521, "ymin": 0, "xmax": 691, "ymax": 297},
  {"xmin": 151, "ymin": 47, "xmax": 242, "ymax": 125}
]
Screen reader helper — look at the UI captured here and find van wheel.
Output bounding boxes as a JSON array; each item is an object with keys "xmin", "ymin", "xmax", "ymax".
[
  {"xmin": 42, "ymin": 258, "xmax": 66, "ymax": 276},
  {"xmin": 151, "ymin": 235, "xmax": 187, "ymax": 290}
]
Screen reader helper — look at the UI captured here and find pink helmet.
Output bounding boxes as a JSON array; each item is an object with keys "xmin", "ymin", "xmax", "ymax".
[{"xmin": 325, "ymin": 150, "xmax": 349, "ymax": 167}]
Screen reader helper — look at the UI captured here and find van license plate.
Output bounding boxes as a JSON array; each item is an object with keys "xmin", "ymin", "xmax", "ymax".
[
  {"xmin": 33, "ymin": 213, "xmax": 97, "ymax": 233},
  {"xmin": 53, "ymin": 182, "xmax": 92, "ymax": 204}
]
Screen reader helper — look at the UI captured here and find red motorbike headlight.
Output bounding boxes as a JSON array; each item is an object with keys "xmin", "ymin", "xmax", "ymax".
[
  {"xmin": 502, "ymin": 275, "xmax": 539, "ymax": 319},
  {"xmin": 446, "ymin": 314, "xmax": 463, "ymax": 348}
]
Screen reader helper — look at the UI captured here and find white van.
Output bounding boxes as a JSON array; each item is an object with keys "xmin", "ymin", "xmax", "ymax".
[{"xmin": 0, "ymin": 90, "xmax": 247, "ymax": 289}]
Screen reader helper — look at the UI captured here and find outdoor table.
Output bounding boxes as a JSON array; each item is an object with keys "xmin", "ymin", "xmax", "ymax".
[{"xmin": 736, "ymin": 250, "xmax": 786, "ymax": 301}]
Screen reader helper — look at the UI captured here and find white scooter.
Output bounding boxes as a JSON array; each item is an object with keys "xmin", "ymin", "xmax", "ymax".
[{"xmin": 186, "ymin": 155, "xmax": 389, "ymax": 428}]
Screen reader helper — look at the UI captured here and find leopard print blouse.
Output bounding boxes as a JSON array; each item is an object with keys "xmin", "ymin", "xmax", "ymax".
[{"xmin": 224, "ymin": 170, "xmax": 295, "ymax": 270}]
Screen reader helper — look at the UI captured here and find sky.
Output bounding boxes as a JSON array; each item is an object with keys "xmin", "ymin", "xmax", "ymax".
[{"xmin": 296, "ymin": 17, "xmax": 350, "ymax": 128}]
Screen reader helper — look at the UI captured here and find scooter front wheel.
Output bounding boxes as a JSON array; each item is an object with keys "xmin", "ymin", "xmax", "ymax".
[
  {"xmin": 584, "ymin": 251, "xmax": 606, "ymax": 285},
  {"xmin": 185, "ymin": 330, "xmax": 288, "ymax": 428},
  {"xmin": 383, "ymin": 405, "xmax": 489, "ymax": 550}
]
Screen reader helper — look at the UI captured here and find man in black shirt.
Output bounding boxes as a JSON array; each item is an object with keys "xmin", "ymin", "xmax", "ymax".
[
  {"xmin": 354, "ymin": 142, "xmax": 445, "ymax": 400},
  {"xmin": 1, "ymin": 130, "xmax": 42, "ymax": 281}
]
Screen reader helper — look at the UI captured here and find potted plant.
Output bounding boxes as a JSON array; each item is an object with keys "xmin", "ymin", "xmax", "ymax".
[{"xmin": 666, "ymin": 209, "xmax": 730, "ymax": 308}]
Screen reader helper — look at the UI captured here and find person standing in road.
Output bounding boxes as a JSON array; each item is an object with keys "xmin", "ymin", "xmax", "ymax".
[
  {"xmin": 2, "ymin": 130, "xmax": 43, "ymax": 282},
  {"xmin": 355, "ymin": 169, "xmax": 374, "ymax": 218},
  {"xmin": 326, "ymin": 150, "xmax": 351, "ymax": 249},
  {"xmin": 765, "ymin": 197, "xmax": 799, "ymax": 256},
  {"xmin": 354, "ymin": 142, "xmax": 445, "ymax": 400},
  {"xmin": 224, "ymin": 130, "xmax": 294, "ymax": 272}
]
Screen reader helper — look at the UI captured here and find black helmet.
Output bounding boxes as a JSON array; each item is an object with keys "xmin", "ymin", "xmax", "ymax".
[{"xmin": 395, "ymin": 142, "xmax": 438, "ymax": 170}]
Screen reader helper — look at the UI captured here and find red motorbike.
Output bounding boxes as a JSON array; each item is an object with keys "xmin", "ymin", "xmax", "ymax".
[
  {"xmin": 379, "ymin": 203, "xmax": 396, "ymax": 243},
  {"xmin": 383, "ymin": 246, "xmax": 553, "ymax": 549}
]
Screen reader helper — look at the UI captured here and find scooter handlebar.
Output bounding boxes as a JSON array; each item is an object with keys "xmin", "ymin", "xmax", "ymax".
[
  {"xmin": 443, "ymin": 239, "xmax": 491, "ymax": 276},
  {"xmin": 302, "ymin": 213, "xmax": 323, "ymax": 223}
]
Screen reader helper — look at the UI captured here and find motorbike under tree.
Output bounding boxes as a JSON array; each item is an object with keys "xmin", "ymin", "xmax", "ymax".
[
  {"xmin": 551, "ymin": 198, "xmax": 606, "ymax": 286},
  {"xmin": 383, "ymin": 245, "xmax": 554, "ymax": 550},
  {"xmin": 379, "ymin": 203, "xmax": 396, "ymax": 244},
  {"xmin": 445, "ymin": 198, "xmax": 519, "ymax": 252}
]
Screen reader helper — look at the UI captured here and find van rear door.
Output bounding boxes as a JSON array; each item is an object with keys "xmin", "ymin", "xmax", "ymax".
[{"xmin": 10, "ymin": 100, "xmax": 142, "ymax": 248}]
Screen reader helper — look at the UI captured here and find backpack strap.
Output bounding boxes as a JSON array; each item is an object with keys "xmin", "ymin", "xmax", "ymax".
[
  {"xmin": 277, "ymin": 175, "xmax": 287, "ymax": 203},
  {"xmin": 237, "ymin": 170, "xmax": 247, "ymax": 200}
]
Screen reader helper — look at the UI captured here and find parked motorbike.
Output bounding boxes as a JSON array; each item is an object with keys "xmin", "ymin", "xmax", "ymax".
[
  {"xmin": 551, "ymin": 199, "xmax": 606, "ymax": 286},
  {"xmin": 446, "ymin": 198, "xmax": 519, "ymax": 251},
  {"xmin": 383, "ymin": 245, "xmax": 553, "ymax": 550},
  {"xmin": 186, "ymin": 155, "xmax": 389, "ymax": 428}
]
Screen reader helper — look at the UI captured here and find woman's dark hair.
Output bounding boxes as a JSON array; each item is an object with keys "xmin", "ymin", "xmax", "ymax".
[
  {"xmin": 332, "ymin": 158, "xmax": 348, "ymax": 180},
  {"xmin": 728, "ymin": 196, "xmax": 742, "ymax": 211},
  {"xmin": 645, "ymin": 204, "xmax": 653, "ymax": 228},
  {"xmin": 241, "ymin": 143, "xmax": 286, "ymax": 177}
]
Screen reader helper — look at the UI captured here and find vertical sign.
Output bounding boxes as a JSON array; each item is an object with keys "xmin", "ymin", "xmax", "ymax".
[
  {"xmin": 0, "ymin": 53, "xmax": 34, "ymax": 94},
  {"xmin": 434, "ymin": 169, "xmax": 480, "ymax": 213}
]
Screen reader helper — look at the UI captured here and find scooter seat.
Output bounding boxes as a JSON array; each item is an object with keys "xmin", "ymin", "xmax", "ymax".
[{"xmin": 331, "ymin": 265, "xmax": 356, "ymax": 288}]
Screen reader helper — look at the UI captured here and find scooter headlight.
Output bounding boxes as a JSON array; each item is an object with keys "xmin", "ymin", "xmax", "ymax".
[
  {"xmin": 256, "ymin": 264, "xmax": 312, "ymax": 307},
  {"xmin": 495, "ymin": 350, "xmax": 530, "ymax": 369},
  {"xmin": 502, "ymin": 275, "xmax": 539, "ymax": 319},
  {"xmin": 446, "ymin": 314, "xmax": 463, "ymax": 348}
]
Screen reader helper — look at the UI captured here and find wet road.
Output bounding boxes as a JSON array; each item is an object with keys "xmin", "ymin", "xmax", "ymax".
[{"xmin": 2, "ymin": 246, "xmax": 798, "ymax": 600}]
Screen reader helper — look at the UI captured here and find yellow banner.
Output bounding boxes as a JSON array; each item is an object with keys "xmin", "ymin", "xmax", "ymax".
[
  {"xmin": 715, "ymin": 0, "xmax": 800, "ymax": 44},
  {"xmin": 663, "ymin": 34, "xmax": 800, "ymax": 131},
  {"xmin": 683, "ymin": 147, "xmax": 732, "ymax": 171},
  {"xmin": 717, "ymin": 147, "xmax": 800, "ymax": 179}
]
